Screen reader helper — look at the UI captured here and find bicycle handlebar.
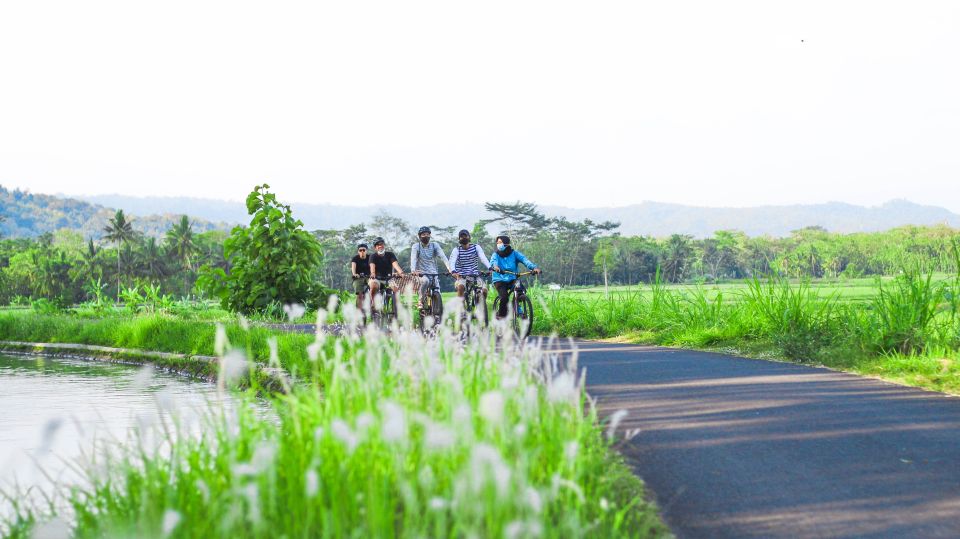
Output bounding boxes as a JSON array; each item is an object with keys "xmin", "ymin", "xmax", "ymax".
[{"xmin": 495, "ymin": 270, "xmax": 541, "ymax": 277}]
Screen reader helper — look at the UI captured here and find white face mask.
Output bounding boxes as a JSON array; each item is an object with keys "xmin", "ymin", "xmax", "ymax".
[{"xmin": 376, "ymin": 247, "xmax": 385, "ymax": 255}]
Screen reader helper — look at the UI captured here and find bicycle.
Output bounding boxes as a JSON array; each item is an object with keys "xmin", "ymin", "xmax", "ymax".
[
  {"xmin": 491, "ymin": 270, "xmax": 538, "ymax": 339},
  {"xmin": 456, "ymin": 271, "xmax": 490, "ymax": 328},
  {"xmin": 414, "ymin": 272, "xmax": 444, "ymax": 330},
  {"xmin": 370, "ymin": 274, "xmax": 399, "ymax": 328}
]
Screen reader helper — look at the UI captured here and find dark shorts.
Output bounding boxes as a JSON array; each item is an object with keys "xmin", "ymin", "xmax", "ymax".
[{"xmin": 352, "ymin": 277, "xmax": 369, "ymax": 295}]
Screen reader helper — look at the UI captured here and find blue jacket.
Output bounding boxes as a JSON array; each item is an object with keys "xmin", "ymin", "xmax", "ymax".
[{"xmin": 490, "ymin": 249, "xmax": 538, "ymax": 283}]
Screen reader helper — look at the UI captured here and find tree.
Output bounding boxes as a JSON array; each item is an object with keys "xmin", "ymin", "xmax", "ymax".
[
  {"xmin": 165, "ymin": 215, "xmax": 197, "ymax": 269},
  {"xmin": 197, "ymin": 184, "xmax": 324, "ymax": 314},
  {"xmin": 166, "ymin": 215, "xmax": 198, "ymax": 294},
  {"xmin": 103, "ymin": 209, "xmax": 137, "ymax": 297},
  {"xmin": 136, "ymin": 237, "xmax": 170, "ymax": 281},
  {"xmin": 662, "ymin": 234, "xmax": 694, "ymax": 283}
]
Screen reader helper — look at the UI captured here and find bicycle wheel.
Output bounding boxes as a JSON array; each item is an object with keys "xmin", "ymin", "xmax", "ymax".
[
  {"xmin": 514, "ymin": 294, "xmax": 534, "ymax": 339},
  {"xmin": 430, "ymin": 291, "xmax": 443, "ymax": 321},
  {"xmin": 381, "ymin": 292, "xmax": 396, "ymax": 327},
  {"xmin": 475, "ymin": 289, "xmax": 489, "ymax": 327}
]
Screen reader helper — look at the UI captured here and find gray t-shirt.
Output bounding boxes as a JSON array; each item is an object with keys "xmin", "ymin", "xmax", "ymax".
[{"xmin": 410, "ymin": 241, "xmax": 451, "ymax": 275}]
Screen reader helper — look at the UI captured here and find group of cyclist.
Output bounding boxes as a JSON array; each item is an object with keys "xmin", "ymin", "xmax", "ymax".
[{"xmin": 350, "ymin": 226, "xmax": 541, "ymax": 319}]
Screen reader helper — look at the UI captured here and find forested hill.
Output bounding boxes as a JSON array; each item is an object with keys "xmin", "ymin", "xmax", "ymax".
[
  {"xmin": 0, "ymin": 186, "xmax": 230, "ymax": 239},
  {"xmin": 78, "ymin": 193, "xmax": 960, "ymax": 238}
]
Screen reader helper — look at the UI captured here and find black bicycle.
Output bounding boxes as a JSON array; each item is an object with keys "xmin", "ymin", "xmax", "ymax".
[
  {"xmin": 415, "ymin": 273, "xmax": 444, "ymax": 330},
  {"xmin": 457, "ymin": 271, "xmax": 490, "ymax": 328},
  {"xmin": 371, "ymin": 274, "xmax": 398, "ymax": 328},
  {"xmin": 491, "ymin": 270, "xmax": 538, "ymax": 339}
]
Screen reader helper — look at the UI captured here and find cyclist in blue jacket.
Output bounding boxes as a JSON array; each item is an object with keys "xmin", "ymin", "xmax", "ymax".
[{"xmin": 489, "ymin": 235, "xmax": 541, "ymax": 319}]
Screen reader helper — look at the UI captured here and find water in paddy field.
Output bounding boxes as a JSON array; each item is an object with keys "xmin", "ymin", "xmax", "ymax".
[{"xmin": 0, "ymin": 353, "xmax": 235, "ymax": 521}]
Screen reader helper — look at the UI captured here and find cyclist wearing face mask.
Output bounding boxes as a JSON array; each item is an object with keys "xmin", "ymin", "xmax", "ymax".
[
  {"xmin": 368, "ymin": 237, "xmax": 404, "ymax": 313},
  {"xmin": 490, "ymin": 235, "xmax": 541, "ymax": 319},
  {"xmin": 410, "ymin": 226, "xmax": 452, "ymax": 308},
  {"xmin": 449, "ymin": 229, "xmax": 491, "ymax": 299},
  {"xmin": 350, "ymin": 243, "xmax": 371, "ymax": 310}
]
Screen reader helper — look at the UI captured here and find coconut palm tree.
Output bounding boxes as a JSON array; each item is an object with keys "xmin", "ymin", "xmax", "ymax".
[
  {"xmin": 165, "ymin": 215, "xmax": 197, "ymax": 295},
  {"xmin": 103, "ymin": 209, "xmax": 137, "ymax": 298},
  {"xmin": 136, "ymin": 237, "xmax": 170, "ymax": 281}
]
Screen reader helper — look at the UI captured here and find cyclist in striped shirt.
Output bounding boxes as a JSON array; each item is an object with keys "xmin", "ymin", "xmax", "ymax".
[{"xmin": 449, "ymin": 229, "xmax": 492, "ymax": 300}]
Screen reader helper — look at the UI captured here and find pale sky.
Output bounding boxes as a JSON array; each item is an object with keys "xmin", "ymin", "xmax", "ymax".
[{"xmin": 1, "ymin": 1, "xmax": 958, "ymax": 210}]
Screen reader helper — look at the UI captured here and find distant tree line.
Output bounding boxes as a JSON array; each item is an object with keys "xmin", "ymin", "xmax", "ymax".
[
  {"xmin": 0, "ymin": 211, "xmax": 227, "ymax": 306},
  {"xmin": 314, "ymin": 202, "xmax": 960, "ymax": 290},
  {"xmin": 4, "ymin": 198, "xmax": 960, "ymax": 308}
]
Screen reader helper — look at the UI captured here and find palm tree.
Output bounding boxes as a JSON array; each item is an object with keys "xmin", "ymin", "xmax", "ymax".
[
  {"xmin": 103, "ymin": 209, "xmax": 137, "ymax": 298},
  {"xmin": 165, "ymin": 215, "xmax": 197, "ymax": 295},
  {"xmin": 136, "ymin": 237, "xmax": 169, "ymax": 281}
]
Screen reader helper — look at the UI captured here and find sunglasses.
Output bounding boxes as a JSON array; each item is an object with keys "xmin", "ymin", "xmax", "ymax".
[{"xmin": 358, "ymin": 249, "xmax": 366, "ymax": 252}]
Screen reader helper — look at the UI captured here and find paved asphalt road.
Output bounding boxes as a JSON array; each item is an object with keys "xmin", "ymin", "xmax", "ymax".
[{"xmin": 536, "ymin": 339, "xmax": 960, "ymax": 538}]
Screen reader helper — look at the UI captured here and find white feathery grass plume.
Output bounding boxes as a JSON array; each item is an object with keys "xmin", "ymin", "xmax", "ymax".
[
  {"xmin": 625, "ymin": 428, "xmax": 642, "ymax": 441},
  {"xmin": 214, "ymin": 324, "xmax": 229, "ymax": 356},
  {"xmin": 195, "ymin": 479, "xmax": 210, "ymax": 503},
  {"xmin": 267, "ymin": 336, "xmax": 280, "ymax": 368},
  {"xmin": 606, "ymin": 409, "xmax": 629, "ymax": 441},
  {"xmin": 31, "ymin": 516, "xmax": 70, "ymax": 539},
  {"xmin": 423, "ymin": 420, "xmax": 455, "ymax": 452},
  {"xmin": 355, "ymin": 412, "xmax": 375, "ymax": 438},
  {"xmin": 162, "ymin": 509, "xmax": 181, "ymax": 537},
  {"xmin": 237, "ymin": 314, "xmax": 250, "ymax": 331},
  {"xmin": 218, "ymin": 349, "xmax": 249, "ymax": 387},
  {"xmin": 305, "ymin": 469, "xmax": 320, "ymax": 497},
  {"xmin": 243, "ymin": 483, "xmax": 261, "ymax": 525},
  {"xmin": 525, "ymin": 486, "xmax": 543, "ymax": 513},
  {"xmin": 131, "ymin": 364, "xmax": 155, "ymax": 390},
  {"xmin": 564, "ymin": 441, "xmax": 579, "ymax": 464},
  {"xmin": 331, "ymin": 419, "xmax": 359, "ymax": 453},
  {"xmin": 469, "ymin": 443, "xmax": 511, "ymax": 497},
  {"xmin": 326, "ymin": 293, "xmax": 339, "ymax": 314},
  {"xmin": 505, "ymin": 520, "xmax": 543, "ymax": 539},
  {"xmin": 547, "ymin": 372, "xmax": 577, "ymax": 404},
  {"xmin": 429, "ymin": 497, "xmax": 448, "ymax": 510},
  {"xmin": 418, "ymin": 465, "xmax": 435, "ymax": 489},
  {"xmin": 251, "ymin": 440, "xmax": 278, "ymax": 473},
  {"xmin": 379, "ymin": 401, "xmax": 407, "ymax": 443},
  {"xmin": 551, "ymin": 474, "xmax": 585, "ymax": 503},
  {"xmin": 478, "ymin": 391, "xmax": 505, "ymax": 427},
  {"xmin": 283, "ymin": 302, "xmax": 305, "ymax": 322},
  {"xmin": 306, "ymin": 340, "xmax": 322, "ymax": 362}
]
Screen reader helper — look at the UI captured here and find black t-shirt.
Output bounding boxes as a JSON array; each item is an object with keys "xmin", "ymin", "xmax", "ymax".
[
  {"xmin": 351, "ymin": 255, "xmax": 370, "ymax": 277},
  {"xmin": 370, "ymin": 251, "xmax": 399, "ymax": 278}
]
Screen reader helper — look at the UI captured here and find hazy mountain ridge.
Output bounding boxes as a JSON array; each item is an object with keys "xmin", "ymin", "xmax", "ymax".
[
  {"xmin": 0, "ymin": 186, "xmax": 232, "ymax": 239},
  {"xmin": 77, "ymin": 194, "xmax": 960, "ymax": 238},
  {"xmin": 4, "ymin": 187, "xmax": 958, "ymax": 239}
]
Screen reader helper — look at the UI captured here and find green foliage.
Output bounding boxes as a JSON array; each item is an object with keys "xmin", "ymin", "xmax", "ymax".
[
  {"xmin": 198, "ymin": 185, "xmax": 325, "ymax": 314},
  {"xmin": 862, "ymin": 268, "xmax": 943, "ymax": 355},
  {"xmin": 742, "ymin": 276, "xmax": 838, "ymax": 361}
]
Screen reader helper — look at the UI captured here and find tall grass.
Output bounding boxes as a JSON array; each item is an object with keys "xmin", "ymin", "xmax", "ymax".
[
  {"xmin": 2, "ymin": 305, "xmax": 664, "ymax": 538},
  {"xmin": 535, "ymin": 269, "xmax": 960, "ymax": 387}
]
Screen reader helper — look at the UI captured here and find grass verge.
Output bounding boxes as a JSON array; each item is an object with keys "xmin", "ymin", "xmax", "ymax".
[{"xmin": 1, "ymin": 309, "xmax": 667, "ymax": 538}]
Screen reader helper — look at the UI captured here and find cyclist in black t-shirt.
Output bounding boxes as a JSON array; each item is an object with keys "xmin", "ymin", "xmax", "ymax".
[
  {"xmin": 368, "ymin": 237, "xmax": 405, "ymax": 314},
  {"xmin": 350, "ymin": 243, "xmax": 371, "ymax": 310}
]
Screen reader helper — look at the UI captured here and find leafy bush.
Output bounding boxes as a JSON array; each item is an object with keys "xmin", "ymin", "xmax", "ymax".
[{"xmin": 197, "ymin": 185, "xmax": 326, "ymax": 314}]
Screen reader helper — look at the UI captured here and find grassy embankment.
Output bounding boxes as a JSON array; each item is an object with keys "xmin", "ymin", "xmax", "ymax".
[
  {"xmin": 532, "ymin": 271, "xmax": 960, "ymax": 394},
  {"xmin": 1, "ymin": 308, "xmax": 666, "ymax": 538}
]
